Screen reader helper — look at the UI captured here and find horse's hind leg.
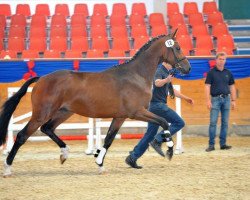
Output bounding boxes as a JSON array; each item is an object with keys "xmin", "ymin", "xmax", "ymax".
[
  {"xmin": 4, "ymin": 118, "xmax": 45, "ymax": 177},
  {"xmin": 40, "ymin": 108, "xmax": 73, "ymax": 164},
  {"xmin": 95, "ymin": 118, "xmax": 125, "ymax": 173}
]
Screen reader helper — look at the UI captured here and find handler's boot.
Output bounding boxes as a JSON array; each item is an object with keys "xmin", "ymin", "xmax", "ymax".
[{"xmin": 125, "ymin": 155, "xmax": 142, "ymax": 169}]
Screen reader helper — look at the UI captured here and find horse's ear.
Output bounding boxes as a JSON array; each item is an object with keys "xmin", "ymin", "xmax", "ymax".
[{"xmin": 172, "ymin": 29, "xmax": 178, "ymax": 39}]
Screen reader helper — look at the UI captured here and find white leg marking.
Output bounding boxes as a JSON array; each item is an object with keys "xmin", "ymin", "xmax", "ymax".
[
  {"xmin": 3, "ymin": 160, "xmax": 12, "ymax": 177},
  {"xmin": 95, "ymin": 148, "xmax": 107, "ymax": 165}
]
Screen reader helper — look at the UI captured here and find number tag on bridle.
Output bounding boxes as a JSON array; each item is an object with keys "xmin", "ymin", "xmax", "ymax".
[{"xmin": 165, "ymin": 39, "xmax": 175, "ymax": 48}]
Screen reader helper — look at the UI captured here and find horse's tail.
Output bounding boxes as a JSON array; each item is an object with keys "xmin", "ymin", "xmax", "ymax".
[{"xmin": 0, "ymin": 77, "xmax": 40, "ymax": 146}]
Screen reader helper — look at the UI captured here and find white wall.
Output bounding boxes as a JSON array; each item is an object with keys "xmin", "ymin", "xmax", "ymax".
[{"xmin": 1, "ymin": 0, "xmax": 210, "ymax": 16}]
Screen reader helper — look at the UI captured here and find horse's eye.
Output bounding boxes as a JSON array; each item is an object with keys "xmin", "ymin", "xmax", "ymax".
[{"xmin": 176, "ymin": 47, "xmax": 180, "ymax": 51}]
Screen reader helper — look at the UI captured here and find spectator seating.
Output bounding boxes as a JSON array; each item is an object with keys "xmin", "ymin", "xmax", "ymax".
[
  {"xmin": 111, "ymin": 3, "xmax": 127, "ymax": 17},
  {"xmin": 16, "ymin": 4, "xmax": 31, "ymax": 17},
  {"xmin": 55, "ymin": 4, "xmax": 70, "ymax": 17},
  {"xmin": 86, "ymin": 49, "xmax": 104, "ymax": 58},
  {"xmin": 0, "ymin": 2, "xmax": 237, "ymax": 58},
  {"xmin": 35, "ymin": 4, "xmax": 50, "ymax": 17},
  {"xmin": 0, "ymin": 4, "xmax": 11, "ymax": 17},
  {"xmin": 74, "ymin": 4, "xmax": 89, "ymax": 17},
  {"xmin": 131, "ymin": 3, "xmax": 147, "ymax": 16},
  {"xmin": 183, "ymin": 2, "xmax": 199, "ymax": 16},
  {"xmin": 203, "ymin": 1, "xmax": 218, "ymax": 15},
  {"xmin": 22, "ymin": 50, "xmax": 39, "ymax": 58},
  {"xmin": 64, "ymin": 49, "xmax": 83, "ymax": 58},
  {"xmin": 167, "ymin": 2, "xmax": 180, "ymax": 16}
]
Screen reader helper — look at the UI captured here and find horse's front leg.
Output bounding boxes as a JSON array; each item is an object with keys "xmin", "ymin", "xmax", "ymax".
[
  {"xmin": 95, "ymin": 118, "xmax": 125, "ymax": 174},
  {"xmin": 134, "ymin": 108, "xmax": 174, "ymax": 160}
]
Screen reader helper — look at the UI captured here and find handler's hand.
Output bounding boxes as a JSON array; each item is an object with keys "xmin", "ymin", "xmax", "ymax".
[
  {"xmin": 186, "ymin": 98, "xmax": 194, "ymax": 105},
  {"xmin": 231, "ymin": 101, "xmax": 236, "ymax": 110},
  {"xmin": 207, "ymin": 100, "xmax": 212, "ymax": 110}
]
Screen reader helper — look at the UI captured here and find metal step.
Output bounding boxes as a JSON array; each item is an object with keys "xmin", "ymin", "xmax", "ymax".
[
  {"xmin": 234, "ymin": 36, "xmax": 250, "ymax": 43},
  {"xmin": 228, "ymin": 25, "xmax": 250, "ymax": 31}
]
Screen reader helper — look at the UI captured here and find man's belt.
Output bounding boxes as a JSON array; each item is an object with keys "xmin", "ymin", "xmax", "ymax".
[{"xmin": 212, "ymin": 94, "xmax": 230, "ymax": 98}]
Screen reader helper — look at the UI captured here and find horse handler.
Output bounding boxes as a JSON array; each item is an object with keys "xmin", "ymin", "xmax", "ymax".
[{"xmin": 125, "ymin": 62, "xmax": 194, "ymax": 169}]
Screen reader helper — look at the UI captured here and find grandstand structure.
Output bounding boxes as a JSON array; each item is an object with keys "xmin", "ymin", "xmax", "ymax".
[{"xmin": 0, "ymin": 1, "xmax": 249, "ymax": 59}]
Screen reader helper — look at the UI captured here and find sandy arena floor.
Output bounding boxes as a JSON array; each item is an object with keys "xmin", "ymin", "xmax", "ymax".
[{"xmin": 0, "ymin": 136, "xmax": 249, "ymax": 200}]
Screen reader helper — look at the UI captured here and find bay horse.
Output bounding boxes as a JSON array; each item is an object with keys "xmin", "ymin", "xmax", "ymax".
[{"xmin": 0, "ymin": 30, "xmax": 191, "ymax": 177}]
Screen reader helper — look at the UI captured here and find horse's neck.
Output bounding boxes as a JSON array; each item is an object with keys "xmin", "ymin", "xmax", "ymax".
[{"xmin": 134, "ymin": 52, "xmax": 160, "ymax": 83}]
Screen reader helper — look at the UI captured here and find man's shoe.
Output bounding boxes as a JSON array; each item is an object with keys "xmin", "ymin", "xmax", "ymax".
[
  {"xmin": 150, "ymin": 139, "xmax": 165, "ymax": 157},
  {"xmin": 205, "ymin": 146, "xmax": 215, "ymax": 152},
  {"xmin": 166, "ymin": 146, "xmax": 174, "ymax": 160},
  {"xmin": 220, "ymin": 145, "xmax": 232, "ymax": 150},
  {"xmin": 125, "ymin": 155, "xmax": 142, "ymax": 169}
]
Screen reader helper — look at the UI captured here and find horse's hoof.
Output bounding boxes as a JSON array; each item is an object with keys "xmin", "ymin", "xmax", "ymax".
[
  {"xmin": 60, "ymin": 155, "xmax": 67, "ymax": 164},
  {"xmin": 3, "ymin": 161, "xmax": 12, "ymax": 177},
  {"xmin": 166, "ymin": 147, "xmax": 174, "ymax": 161},
  {"xmin": 3, "ymin": 173, "xmax": 12, "ymax": 178},
  {"xmin": 98, "ymin": 166, "xmax": 106, "ymax": 175},
  {"xmin": 60, "ymin": 146, "xmax": 69, "ymax": 164}
]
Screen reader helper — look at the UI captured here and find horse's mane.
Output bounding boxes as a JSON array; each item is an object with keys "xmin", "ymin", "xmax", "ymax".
[{"xmin": 109, "ymin": 34, "xmax": 168, "ymax": 69}]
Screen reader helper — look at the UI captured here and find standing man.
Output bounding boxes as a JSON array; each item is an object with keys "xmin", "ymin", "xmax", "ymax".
[
  {"xmin": 125, "ymin": 62, "xmax": 194, "ymax": 169},
  {"xmin": 205, "ymin": 52, "xmax": 236, "ymax": 152}
]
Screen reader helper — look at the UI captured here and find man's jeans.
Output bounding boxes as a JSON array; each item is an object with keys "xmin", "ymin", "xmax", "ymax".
[
  {"xmin": 208, "ymin": 96, "xmax": 231, "ymax": 147},
  {"xmin": 131, "ymin": 102, "xmax": 185, "ymax": 160}
]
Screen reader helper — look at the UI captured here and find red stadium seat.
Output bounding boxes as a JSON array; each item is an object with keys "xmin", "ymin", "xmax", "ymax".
[
  {"xmin": 7, "ymin": 37, "xmax": 25, "ymax": 52},
  {"xmin": 90, "ymin": 25, "xmax": 107, "ymax": 38},
  {"xmin": 212, "ymin": 23, "xmax": 229, "ymax": 38},
  {"xmin": 93, "ymin": 4, "xmax": 108, "ymax": 17},
  {"xmin": 176, "ymin": 34, "xmax": 193, "ymax": 56},
  {"xmin": 50, "ymin": 26, "xmax": 67, "ymax": 37},
  {"xmin": 10, "ymin": 14, "xmax": 26, "ymax": 27},
  {"xmin": 0, "ymin": 15, "xmax": 6, "ymax": 28},
  {"xmin": 49, "ymin": 36, "xmax": 68, "ymax": 51},
  {"xmin": 55, "ymin": 4, "xmax": 70, "ymax": 17},
  {"xmin": 195, "ymin": 35, "xmax": 214, "ymax": 51},
  {"xmin": 71, "ymin": 26, "xmax": 87, "ymax": 38},
  {"xmin": 194, "ymin": 48, "xmax": 213, "ymax": 56},
  {"xmin": 86, "ymin": 49, "xmax": 104, "ymax": 58},
  {"xmin": 91, "ymin": 36, "xmax": 109, "ymax": 52},
  {"xmin": 110, "ymin": 15, "xmax": 126, "ymax": 27},
  {"xmin": 131, "ymin": 3, "xmax": 147, "ymax": 16},
  {"xmin": 22, "ymin": 50, "xmax": 39, "ymax": 59},
  {"xmin": 30, "ymin": 15, "xmax": 47, "ymax": 28},
  {"xmin": 35, "ymin": 4, "xmax": 50, "ymax": 17},
  {"xmin": 112, "ymin": 37, "xmax": 130, "ymax": 52},
  {"xmin": 167, "ymin": 2, "xmax": 180, "ymax": 16},
  {"xmin": 51, "ymin": 14, "xmax": 67, "ymax": 27},
  {"xmin": 207, "ymin": 12, "xmax": 224, "ymax": 27},
  {"xmin": 151, "ymin": 25, "xmax": 168, "ymax": 37},
  {"xmin": 64, "ymin": 50, "xmax": 83, "ymax": 58},
  {"xmin": 203, "ymin": 2, "xmax": 218, "ymax": 15},
  {"xmin": 149, "ymin": 13, "xmax": 165, "ymax": 26},
  {"xmin": 188, "ymin": 13, "xmax": 205, "ymax": 27},
  {"xmin": 30, "ymin": 26, "xmax": 46, "ymax": 38},
  {"xmin": 112, "ymin": 3, "xmax": 127, "ymax": 17},
  {"xmin": 217, "ymin": 34, "xmax": 236, "ymax": 51},
  {"xmin": 8, "ymin": 26, "xmax": 26, "ymax": 38},
  {"xmin": 131, "ymin": 25, "xmax": 148, "ymax": 38},
  {"xmin": 74, "ymin": 4, "xmax": 89, "ymax": 17},
  {"xmin": 108, "ymin": 49, "xmax": 126, "ymax": 57},
  {"xmin": 110, "ymin": 26, "xmax": 128, "ymax": 38},
  {"xmin": 192, "ymin": 24, "xmax": 209, "ymax": 38},
  {"xmin": 90, "ymin": 15, "xmax": 106, "ymax": 27},
  {"xmin": 71, "ymin": 14, "xmax": 86, "ymax": 27},
  {"xmin": 0, "ymin": 39, "xmax": 3, "ymax": 51},
  {"xmin": 0, "ymin": 4, "xmax": 11, "ymax": 17},
  {"xmin": 29, "ymin": 37, "xmax": 47, "ymax": 51},
  {"xmin": 43, "ymin": 49, "xmax": 61, "ymax": 58},
  {"xmin": 129, "ymin": 14, "xmax": 145, "ymax": 26},
  {"xmin": 183, "ymin": 2, "xmax": 199, "ymax": 16},
  {"xmin": 71, "ymin": 37, "xmax": 88, "ymax": 52},
  {"xmin": 16, "ymin": 4, "xmax": 31, "ymax": 17},
  {"xmin": 168, "ymin": 13, "xmax": 185, "ymax": 27}
]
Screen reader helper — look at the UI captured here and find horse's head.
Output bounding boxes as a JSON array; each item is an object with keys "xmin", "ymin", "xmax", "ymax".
[{"xmin": 162, "ymin": 30, "xmax": 191, "ymax": 75}]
